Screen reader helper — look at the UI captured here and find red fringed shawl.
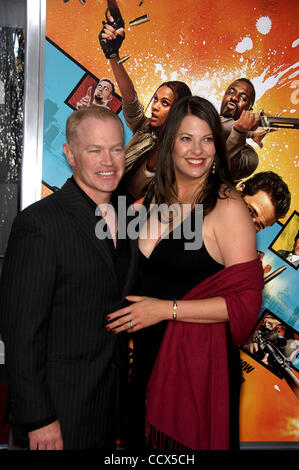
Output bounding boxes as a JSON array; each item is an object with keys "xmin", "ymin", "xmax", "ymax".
[{"xmin": 145, "ymin": 257, "xmax": 264, "ymax": 450}]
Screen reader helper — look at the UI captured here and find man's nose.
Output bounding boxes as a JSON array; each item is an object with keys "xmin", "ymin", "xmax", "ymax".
[
  {"xmin": 230, "ymin": 93, "xmax": 239, "ymax": 102},
  {"xmin": 100, "ymin": 150, "xmax": 113, "ymax": 165}
]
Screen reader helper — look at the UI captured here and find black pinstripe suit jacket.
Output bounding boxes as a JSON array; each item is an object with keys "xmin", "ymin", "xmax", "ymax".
[{"xmin": 0, "ymin": 178, "xmax": 138, "ymax": 449}]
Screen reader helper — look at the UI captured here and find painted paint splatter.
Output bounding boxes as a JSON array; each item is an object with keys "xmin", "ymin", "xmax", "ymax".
[
  {"xmin": 235, "ymin": 37, "xmax": 253, "ymax": 53},
  {"xmin": 256, "ymin": 16, "xmax": 272, "ymax": 35}
]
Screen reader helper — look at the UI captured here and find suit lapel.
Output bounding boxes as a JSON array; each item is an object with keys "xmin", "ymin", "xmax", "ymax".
[{"xmin": 59, "ymin": 179, "xmax": 118, "ymax": 281}]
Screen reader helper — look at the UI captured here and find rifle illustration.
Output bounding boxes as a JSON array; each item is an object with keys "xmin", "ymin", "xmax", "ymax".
[
  {"xmin": 260, "ymin": 111, "xmax": 299, "ymax": 129},
  {"xmin": 254, "ymin": 329, "xmax": 299, "ymax": 399}
]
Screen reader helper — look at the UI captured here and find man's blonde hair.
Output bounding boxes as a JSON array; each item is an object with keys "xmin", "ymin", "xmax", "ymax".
[{"xmin": 65, "ymin": 105, "xmax": 124, "ymax": 145}]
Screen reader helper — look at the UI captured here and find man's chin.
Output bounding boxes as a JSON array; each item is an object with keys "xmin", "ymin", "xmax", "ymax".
[{"xmin": 221, "ymin": 109, "xmax": 235, "ymax": 119}]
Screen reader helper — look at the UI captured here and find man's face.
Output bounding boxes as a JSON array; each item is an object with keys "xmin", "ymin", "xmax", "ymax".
[
  {"xmin": 243, "ymin": 190, "xmax": 276, "ymax": 232},
  {"xmin": 64, "ymin": 117, "xmax": 125, "ymax": 205},
  {"xmin": 220, "ymin": 80, "xmax": 253, "ymax": 120},
  {"xmin": 94, "ymin": 80, "xmax": 113, "ymax": 104},
  {"xmin": 293, "ymin": 236, "xmax": 299, "ymax": 255},
  {"xmin": 264, "ymin": 316, "xmax": 286, "ymax": 337}
]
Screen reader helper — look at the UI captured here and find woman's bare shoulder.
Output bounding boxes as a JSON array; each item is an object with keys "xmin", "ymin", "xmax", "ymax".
[
  {"xmin": 215, "ymin": 186, "xmax": 248, "ymax": 216},
  {"xmin": 210, "ymin": 186, "xmax": 257, "ymax": 265}
]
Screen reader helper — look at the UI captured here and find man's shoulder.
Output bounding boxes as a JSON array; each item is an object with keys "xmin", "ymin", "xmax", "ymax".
[
  {"xmin": 22, "ymin": 188, "xmax": 63, "ymax": 216},
  {"xmin": 16, "ymin": 179, "xmax": 75, "ymax": 224}
]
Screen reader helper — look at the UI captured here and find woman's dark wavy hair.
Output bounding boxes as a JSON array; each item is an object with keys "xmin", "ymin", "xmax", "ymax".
[
  {"xmin": 157, "ymin": 81, "xmax": 192, "ymax": 102},
  {"xmin": 154, "ymin": 96, "xmax": 234, "ymax": 215}
]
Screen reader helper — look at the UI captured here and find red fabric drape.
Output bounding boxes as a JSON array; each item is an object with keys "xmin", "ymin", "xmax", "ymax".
[{"xmin": 145, "ymin": 257, "xmax": 264, "ymax": 450}]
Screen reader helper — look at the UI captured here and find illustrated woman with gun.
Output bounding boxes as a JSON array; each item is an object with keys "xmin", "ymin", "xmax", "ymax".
[{"xmin": 99, "ymin": 1, "xmax": 191, "ymax": 205}]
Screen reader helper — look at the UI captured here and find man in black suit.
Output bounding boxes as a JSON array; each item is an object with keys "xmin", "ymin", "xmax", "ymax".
[{"xmin": 0, "ymin": 106, "xmax": 137, "ymax": 450}]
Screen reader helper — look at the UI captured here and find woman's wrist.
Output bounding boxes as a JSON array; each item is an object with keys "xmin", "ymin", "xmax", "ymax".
[{"xmin": 161, "ymin": 300, "xmax": 179, "ymax": 321}]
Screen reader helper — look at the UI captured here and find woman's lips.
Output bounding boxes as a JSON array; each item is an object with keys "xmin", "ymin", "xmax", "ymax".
[
  {"xmin": 150, "ymin": 112, "xmax": 159, "ymax": 121},
  {"xmin": 185, "ymin": 158, "xmax": 204, "ymax": 166}
]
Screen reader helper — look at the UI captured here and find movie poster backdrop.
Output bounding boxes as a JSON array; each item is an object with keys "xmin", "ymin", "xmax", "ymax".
[{"xmin": 43, "ymin": 0, "xmax": 299, "ymax": 446}]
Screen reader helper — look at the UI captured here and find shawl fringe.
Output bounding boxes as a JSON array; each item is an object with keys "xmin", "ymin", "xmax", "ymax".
[{"xmin": 146, "ymin": 423, "xmax": 191, "ymax": 451}]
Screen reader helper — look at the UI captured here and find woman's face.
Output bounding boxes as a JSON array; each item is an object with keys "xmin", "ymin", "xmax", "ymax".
[
  {"xmin": 172, "ymin": 114, "xmax": 216, "ymax": 186},
  {"xmin": 150, "ymin": 85, "xmax": 176, "ymax": 128}
]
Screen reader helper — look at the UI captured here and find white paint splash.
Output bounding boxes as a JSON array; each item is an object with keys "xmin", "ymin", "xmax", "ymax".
[
  {"xmin": 170, "ymin": 71, "xmax": 178, "ymax": 81},
  {"xmin": 235, "ymin": 37, "xmax": 253, "ymax": 54},
  {"xmin": 274, "ymin": 385, "xmax": 281, "ymax": 392},
  {"xmin": 256, "ymin": 16, "xmax": 272, "ymax": 35},
  {"xmin": 252, "ymin": 62, "xmax": 299, "ymax": 101},
  {"xmin": 153, "ymin": 63, "xmax": 168, "ymax": 81},
  {"xmin": 292, "ymin": 39, "xmax": 299, "ymax": 48}
]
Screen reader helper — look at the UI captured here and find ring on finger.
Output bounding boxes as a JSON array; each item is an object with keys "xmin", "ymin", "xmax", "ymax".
[{"xmin": 128, "ymin": 320, "xmax": 133, "ymax": 329}]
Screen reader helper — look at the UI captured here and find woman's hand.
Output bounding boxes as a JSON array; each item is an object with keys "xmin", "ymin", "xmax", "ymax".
[
  {"xmin": 101, "ymin": 16, "xmax": 125, "ymax": 42},
  {"xmin": 105, "ymin": 296, "xmax": 171, "ymax": 333},
  {"xmin": 99, "ymin": 16, "xmax": 125, "ymax": 60}
]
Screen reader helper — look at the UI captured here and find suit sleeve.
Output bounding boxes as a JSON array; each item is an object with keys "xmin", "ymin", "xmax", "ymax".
[{"xmin": 0, "ymin": 210, "xmax": 57, "ymax": 424}]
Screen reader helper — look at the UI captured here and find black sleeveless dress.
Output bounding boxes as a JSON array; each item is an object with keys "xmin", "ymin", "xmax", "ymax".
[{"xmin": 124, "ymin": 212, "xmax": 230, "ymax": 449}]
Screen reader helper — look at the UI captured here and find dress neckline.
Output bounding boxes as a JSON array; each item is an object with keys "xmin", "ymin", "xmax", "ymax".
[{"xmin": 138, "ymin": 208, "xmax": 195, "ymax": 260}]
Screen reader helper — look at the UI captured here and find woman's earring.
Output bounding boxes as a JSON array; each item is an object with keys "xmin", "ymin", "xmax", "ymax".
[{"xmin": 212, "ymin": 161, "xmax": 216, "ymax": 174}]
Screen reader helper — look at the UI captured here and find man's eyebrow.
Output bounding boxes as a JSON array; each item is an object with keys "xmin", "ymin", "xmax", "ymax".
[{"xmin": 86, "ymin": 144, "xmax": 102, "ymax": 149}]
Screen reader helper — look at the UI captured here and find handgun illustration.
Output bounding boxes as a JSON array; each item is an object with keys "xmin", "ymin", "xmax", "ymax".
[
  {"xmin": 99, "ymin": 0, "xmax": 125, "ymax": 59},
  {"xmin": 105, "ymin": 0, "xmax": 125, "ymax": 31}
]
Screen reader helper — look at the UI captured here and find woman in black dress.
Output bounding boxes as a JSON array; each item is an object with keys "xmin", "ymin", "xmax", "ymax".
[{"xmin": 106, "ymin": 96, "xmax": 263, "ymax": 450}]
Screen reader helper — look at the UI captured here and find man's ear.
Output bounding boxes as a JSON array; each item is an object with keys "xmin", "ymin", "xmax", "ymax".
[
  {"xmin": 237, "ymin": 183, "xmax": 245, "ymax": 193},
  {"xmin": 63, "ymin": 143, "xmax": 75, "ymax": 167}
]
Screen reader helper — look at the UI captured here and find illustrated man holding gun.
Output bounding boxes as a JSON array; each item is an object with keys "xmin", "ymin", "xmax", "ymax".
[
  {"xmin": 244, "ymin": 314, "xmax": 299, "ymax": 399},
  {"xmin": 220, "ymin": 78, "xmax": 271, "ymax": 181},
  {"xmin": 220, "ymin": 78, "xmax": 299, "ymax": 181}
]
